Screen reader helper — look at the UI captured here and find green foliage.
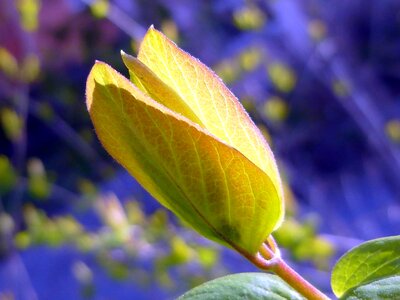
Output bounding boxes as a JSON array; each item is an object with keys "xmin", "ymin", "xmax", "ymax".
[
  {"xmin": 0, "ymin": 155, "xmax": 17, "ymax": 195},
  {"xmin": 275, "ymin": 218, "xmax": 334, "ymax": 269},
  {"xmin": 331, "ymin": 235, "xmax": 400, "ymax": 298},
  {"xmin": 196, "ymin": 247, "xmax": 218, "ymax": 269},
  {"xmin": 73, "ymin": 261, "xmax": 95, "ymax": 298},
  {"xmin": 386, "ymin": 119, "xmax": 400, "ymax": 143},
  {"xmin": 262, "ymin": 97, "xmax": 289, "ymax": 123},
  {"xmin": 20, "ymin": 53, "xmax": 40, "ymax": 82},
  {"xmin": 273, "ymin": 184, "xmax": 335, "ymax": 269},
  {"xmin": 0, "ymin": 47, "xmax": 40, "ymax": 82},
  {"xmin": 214, "ymin": 59, "xmax": 240, "ymax": 84},
  {"xmin": 16, "ymin": 0, "xmax": 40, "ymax": 32},
  {"xmin": 178, "ymin": 273, "xmax": 304, "ymax": 300},
  {"xmin": 1, "ymin": 108, "xmax": 23, "ymax": 141},
  {"xmin": 267, "ymin": 62, "xmax": 297, "ymax": 93},
  {"xmin": 233, "ymin": 5, "xmax": 266, "ymax": 30},
  {"xmin": 340, "ymin": 276, "xmax": 400, "ymax": 300},
  {"xmin": 16, "ymin": 205, "xmax": 82, "ymax": 247},
  {"xmin": 14, "ymin": 195, "xmax": 224, "ymax": 291},
  {"xmin": 2, "ymin": 2, "xmax": 398, "ymax": 298},
  {"xmin": 90, "ymin": 0, "xmax": 109, "ymax": 19},
  {"xmin": 238, "ymin": 47, "xmax": 262, "ymax": 71},
  {"xmin": 0, "ymin": 48, "xmax": 18, "ymax": 78},
  {"xmin": 27, "ymin": 158, "xmax": 51, "ymax": 200}
]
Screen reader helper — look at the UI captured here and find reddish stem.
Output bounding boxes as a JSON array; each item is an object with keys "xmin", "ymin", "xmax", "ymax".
[{"xmin": 246, "ymin": 237, "xmax": 330, "ymax": 300}]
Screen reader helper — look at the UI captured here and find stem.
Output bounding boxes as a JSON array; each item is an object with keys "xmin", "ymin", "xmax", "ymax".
[
  {"xmin": 272, "ymin": 257, "xmax": 329, "ymax": 300},
  {"xmin": 247, "ymin": 237, "xmax": 330, "ymax": 300}
]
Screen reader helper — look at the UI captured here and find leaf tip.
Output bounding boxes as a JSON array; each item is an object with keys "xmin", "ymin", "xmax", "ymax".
[
  {"xmin": 120, "ymin": 50, "xmax": 134, "ymax": 67},
  {"xmin": 120, "ymin": 50, "xmax": 135, "ymax": 65},
  {"xmin": 145, "ymin": 24, "xmax": 165, "ymax": 40}
]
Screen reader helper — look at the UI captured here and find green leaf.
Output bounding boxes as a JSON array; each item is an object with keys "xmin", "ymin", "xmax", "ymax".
[
  {"xmin": 331, "ymin": 235, "xmax": 400, "ymax": 297},
  {"xmin": 340, "ymin": 276, "xmax": 400, "ymax": 300},
  {"xmin": 0, "ymin": 155, "xmax": 17, "ymax": 194},
  {"xmin": 178, "ymin": 273, "xmax": 305, "ymax": 300},
  {"xmin": 1, "ymin": 108, "xmax": 23, "ymax": 141},
  {"xmin": 86, "ymin": 61, "xmax": 282, "ymax": 255},
  {"xmin": 135, "ymin": 27, "xmax": 284, "ymax": 217},
  {"xmin": 120, "ymin": 51, "xmax": 205, "ymax": 127}
]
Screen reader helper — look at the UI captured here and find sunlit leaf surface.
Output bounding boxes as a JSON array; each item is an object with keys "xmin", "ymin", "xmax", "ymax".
[
  {"xmin": 331, "ymin": 235, "xmax": 400, "ymax": 297},
  {"xmin": 86, "ymin": 61, "xmax": 282, "ymax": 254},
  {"xmin": 121, "ymin": 51, "xmax": 204, "ymax": 126},
  {"xmin": 134, "ymin": 27, "xmax": 283, "ymax": 211}
]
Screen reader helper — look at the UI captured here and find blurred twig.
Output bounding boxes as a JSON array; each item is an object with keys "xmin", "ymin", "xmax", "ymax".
[
  {"xmin": 292, "ymin": 36, "xmax": 400, "ymax": 188},
  {"xmin": 29, "ymin": 101, "xmax": 104, "ymax": 166},
  {"xmin": 12, "ymin": 254, "xmax": 39, "ymax": 300},
  {"xmin": 17, "ymin": 177, "xmax": 86, "ymax": 203},
  {"xmin": 318, "ymin": 40, "xmax": 400, "ymax": 185},
  {"xmin": 320, "ymin": 234, "xmax": 364, "ymax": 253},
  {"xmin": 80, "ymin": 0, "xmax": 146, "ymax": 40}
]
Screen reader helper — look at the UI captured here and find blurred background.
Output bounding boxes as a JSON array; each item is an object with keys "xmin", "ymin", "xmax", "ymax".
[{"xmin": 1, "ymin": 0, "xmax": 400, "ymax": 299}]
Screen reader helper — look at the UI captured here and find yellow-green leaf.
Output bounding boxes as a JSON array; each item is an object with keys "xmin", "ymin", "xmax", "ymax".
[
  {"xmin": 120, "ymin": 51, "xmax": 204, "ymax": 126},
  {"xmin": 134, "ymin": 27, "xmax": 283, "ymax": 217},
  {"xmin": 86, "ymin": 61, "xmax": 282, "ymax": 254},
  {"xmin": 331, "ymin": 235, "xmax": 400, "ymax": 298}
]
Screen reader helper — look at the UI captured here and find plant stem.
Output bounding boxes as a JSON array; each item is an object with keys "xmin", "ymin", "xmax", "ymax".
[
  {"xmin": 272, "ymin": 257, "xmax": 329, "ymax": 300},
  {"xmin": 248, "ymin": 237, "xmax": 330, "ymax": 300}
]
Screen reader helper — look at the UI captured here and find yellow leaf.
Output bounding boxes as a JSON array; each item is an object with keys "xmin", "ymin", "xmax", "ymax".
[
  {"xmin": 133, "ymin": 27, "xmax": 283, "ymax": 208},
  {"xmin": 86, "ymin": 61, "xmax": 282, "ymax": 254},
  {"xmin": 121, "ymin": 51, "xmax": 204, "ymax": 126}
]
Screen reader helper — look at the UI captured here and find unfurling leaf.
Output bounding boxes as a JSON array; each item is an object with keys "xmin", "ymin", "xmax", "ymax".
[{"xmin": 86, "ymin": 26, "xmax": 284, "ymax": 255}]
